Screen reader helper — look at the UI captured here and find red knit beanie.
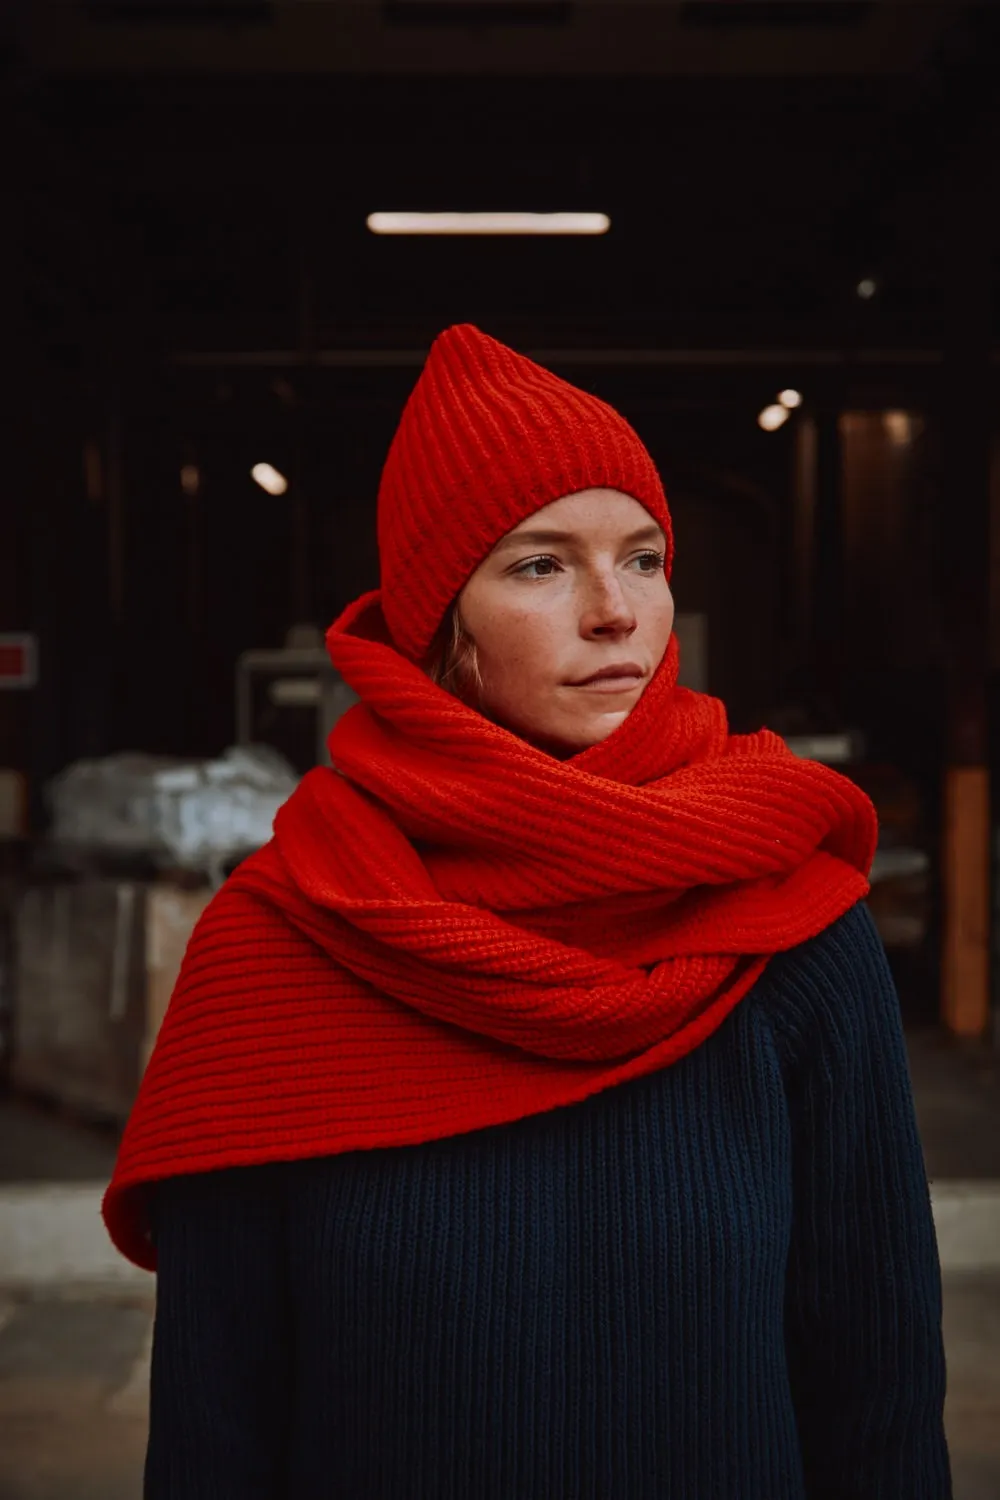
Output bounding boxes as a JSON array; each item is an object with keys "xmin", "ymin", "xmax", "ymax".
[{"xmin": 377, "ymin": 324, "xmax": 673, "ymax": 662}]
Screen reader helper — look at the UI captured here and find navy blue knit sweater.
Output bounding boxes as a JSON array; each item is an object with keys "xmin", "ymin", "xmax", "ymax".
[{"xmin": 146, "ymin": 902, "xmax": 950, "ymax": 1499}]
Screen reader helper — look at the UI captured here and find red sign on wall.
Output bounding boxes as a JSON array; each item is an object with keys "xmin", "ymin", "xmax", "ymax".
[{"xmin": 0, "ymin": 635, "xmax": 38, "ymax": 689}]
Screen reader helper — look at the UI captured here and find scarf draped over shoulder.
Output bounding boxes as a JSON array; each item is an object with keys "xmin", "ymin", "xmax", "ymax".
[{"xmin": 104, "ymin": 592, "xmax": 875, "ymax": 1268}]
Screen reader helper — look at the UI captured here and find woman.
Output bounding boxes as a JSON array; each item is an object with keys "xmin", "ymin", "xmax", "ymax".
[{"xmin": 105, "ymin": 324, "xmax": 951, "ymax": 1499}]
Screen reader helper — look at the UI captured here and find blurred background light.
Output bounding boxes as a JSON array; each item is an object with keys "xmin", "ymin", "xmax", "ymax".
[
  {"xmin": 251, "ymin": 462, "xmax": 289, "ymax": 495},
  {"xmin": 366, "ymin": 211, "xmax": 611, "ymax": 236},
  {"xmin": 884, "ymin": 411, "xmax": 916, "ymax": 446},
  {"xmin": 757, "ymin": 404, "xmax": 790, "ymax": 432},
  {"xmin": 777, "ymin": 389, "xmax": 803, "ymax": 409}
]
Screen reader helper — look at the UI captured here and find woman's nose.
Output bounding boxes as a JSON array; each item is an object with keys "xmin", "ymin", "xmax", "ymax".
[{"xmin": 579, "ymin": 572, "xmax": 638, "ymax": 637}]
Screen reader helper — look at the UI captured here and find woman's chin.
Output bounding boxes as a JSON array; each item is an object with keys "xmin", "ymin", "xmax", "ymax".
[
  {"xmin": 587, "ymin": 706, "xmax": 634, "ymax": 742},
  {"xmin": 513, "ymin": 708, "xmax": 634, "ymax": 758}
]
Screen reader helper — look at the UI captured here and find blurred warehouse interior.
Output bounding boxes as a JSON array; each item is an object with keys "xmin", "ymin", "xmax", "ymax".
[{"xmin": 1, "ymin": 0, "xmax": 999, "ymax": 1125}]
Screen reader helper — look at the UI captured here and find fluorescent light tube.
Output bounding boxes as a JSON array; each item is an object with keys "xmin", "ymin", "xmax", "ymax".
[{"xmin": 367, "ymin": 212, "xmax": 610, "ymax": 236}]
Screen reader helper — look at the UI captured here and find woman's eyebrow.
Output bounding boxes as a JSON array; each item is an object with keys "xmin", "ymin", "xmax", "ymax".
[{"xmin": 493, "ymin": 525, "xmax": 665, "ymax": 553}]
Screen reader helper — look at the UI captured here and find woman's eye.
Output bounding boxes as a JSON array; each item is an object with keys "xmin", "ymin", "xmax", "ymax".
[
  {"xmin": 512, "ymin": 551, "xmax": 663, "ymax": 579},
  {"xmin": 514, "ymin": 556, "xmax": 559, "ymax": 578}
]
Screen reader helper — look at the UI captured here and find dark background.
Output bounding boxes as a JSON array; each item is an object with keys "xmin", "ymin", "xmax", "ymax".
[{"xmin": 2, "ymin": 1, "xmax": 999, "ymax": 1024}]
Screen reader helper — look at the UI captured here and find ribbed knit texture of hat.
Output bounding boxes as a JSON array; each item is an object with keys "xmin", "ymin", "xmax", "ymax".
[{"xmin": 378, "ymin": 324, "xmax": 673, "ymax": 662}]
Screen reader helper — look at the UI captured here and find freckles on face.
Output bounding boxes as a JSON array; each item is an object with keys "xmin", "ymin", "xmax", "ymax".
[
  {"xmin": 455, "ymin": 489, "xmax": 675, "ymax": 754},
  {"xmin": 480, "ymin": 605, "xmax": 561, "ymax": 682}
]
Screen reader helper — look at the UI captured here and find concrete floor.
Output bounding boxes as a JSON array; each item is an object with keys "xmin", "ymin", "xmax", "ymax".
[
  {"xmin": 0, "ymin": 1275, "xmax": 997, "ymax": 1499},
  {"xmin": 0, "ymin": 1289, "xmax": 151, "ymax": 1500},
  {"xmin": 944, "ymin": 1273, "xmax": 1000, "ymax": 1500}
]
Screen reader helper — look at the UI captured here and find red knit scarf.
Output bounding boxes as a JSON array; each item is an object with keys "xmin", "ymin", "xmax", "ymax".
[{"xmin": 104, "ymin": 592, "xmax": 875, "ymax": 1268}]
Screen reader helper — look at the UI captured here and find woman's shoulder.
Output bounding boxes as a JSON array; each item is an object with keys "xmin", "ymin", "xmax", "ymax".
[
  {"xmin": 770, "ymin": 898, "xmax": 885, "ymax": 984},
  {"xmin": 749, "ymin": 899, "xmax": 899, "ymax": 1063}
]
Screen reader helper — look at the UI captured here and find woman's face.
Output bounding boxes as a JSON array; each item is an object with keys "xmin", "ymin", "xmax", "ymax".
[{"xmin": 457, "ymin": 488, "xmax": 674, "ymax": 755}]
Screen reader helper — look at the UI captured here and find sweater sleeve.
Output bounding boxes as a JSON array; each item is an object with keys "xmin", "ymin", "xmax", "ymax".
[
  {"xmin": 772, "ymin": 903, "xmax": 951, "ymax": 1499},
  {"xmin": 145, "ymin": 1164, "xmax": 291, "ymax": 1499}
]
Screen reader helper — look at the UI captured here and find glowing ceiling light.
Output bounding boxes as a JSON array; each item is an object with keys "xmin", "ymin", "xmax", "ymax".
[
  {"xmin": 758, "ymin": 404, "xmax": 790, "ymax": 433},
  {"xmin": 856, "ymin": 277, "xmax": 878, "ymax": 300},
  {"xmin": 251, "ymin": 462, "xmax": 288, "ymax": 496},
  {"xmin": 777, "ymin": 389, "xmax": 803, "ymax": 409},
  {"xmin": 366, "ymin": 211, "xmax": 611, "ymax": 236}
]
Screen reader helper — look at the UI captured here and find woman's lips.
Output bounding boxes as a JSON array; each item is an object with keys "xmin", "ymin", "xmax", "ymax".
[{"xmin": 568, "ymin": 673, "xmax": 645, "ymax": 693}]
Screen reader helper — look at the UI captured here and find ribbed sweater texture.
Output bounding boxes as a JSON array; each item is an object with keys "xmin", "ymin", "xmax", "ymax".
[{"xmin": 145, "ymin": 903, "xmax": 950, "ymax": 1500}]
